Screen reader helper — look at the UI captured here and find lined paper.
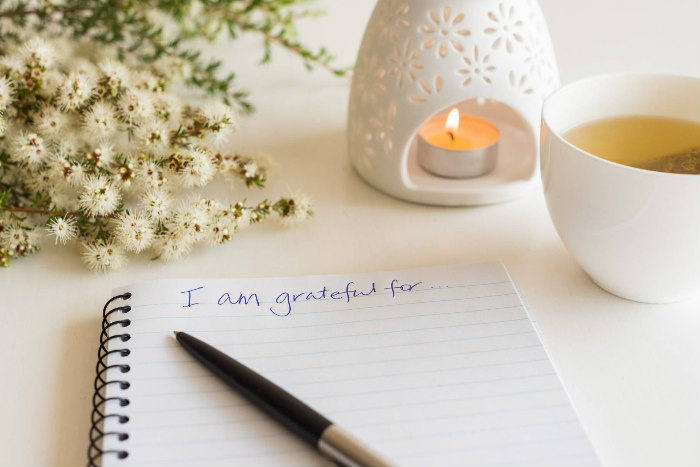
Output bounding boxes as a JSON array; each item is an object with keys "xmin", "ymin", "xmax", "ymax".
[{"xmin": 102, "ymin": 263, "xmax": 599, "ymax": 467}]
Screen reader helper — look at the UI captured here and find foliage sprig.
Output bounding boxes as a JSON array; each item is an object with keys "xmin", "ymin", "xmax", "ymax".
[{"xmin": 0, "ymin": 0, "xmax": 348, "ymax": 113}]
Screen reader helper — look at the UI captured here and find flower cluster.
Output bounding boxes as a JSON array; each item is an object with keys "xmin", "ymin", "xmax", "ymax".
[{"xmin": 0, "ymin": 38, "xmax": 313, "ymax": 272}]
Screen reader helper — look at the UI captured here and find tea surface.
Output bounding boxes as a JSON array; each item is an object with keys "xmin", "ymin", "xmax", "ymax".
[{"xmin": 564, "ymin": 115, "xmax": 700, "ymax": 174}]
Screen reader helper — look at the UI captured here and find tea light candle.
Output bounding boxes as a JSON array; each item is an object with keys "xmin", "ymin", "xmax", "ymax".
[{"xmin": 417, "ymin": 108, "xmax": 499, "ymax": 178}]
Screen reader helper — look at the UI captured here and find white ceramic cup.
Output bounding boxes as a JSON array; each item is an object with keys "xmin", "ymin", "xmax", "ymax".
[{"xmin": 541, "ymin": 73, "xmax": 700, "ymax": 303}]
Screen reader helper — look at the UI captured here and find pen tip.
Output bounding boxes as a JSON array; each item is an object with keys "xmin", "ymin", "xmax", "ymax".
[{"xmin": 173, "ymin": 331, "xmax": 180, "ymax": 337}]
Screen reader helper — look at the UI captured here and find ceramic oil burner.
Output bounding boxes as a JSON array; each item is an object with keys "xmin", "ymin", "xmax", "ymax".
[{"xmin": 348, "ymin": 0, "xmax": 559, "ymax": 205}]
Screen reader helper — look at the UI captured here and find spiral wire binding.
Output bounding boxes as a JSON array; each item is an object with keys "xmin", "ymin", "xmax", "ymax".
[{"xmin": 87, "ymin": 292, "xmax": 133, "ymax": 466}]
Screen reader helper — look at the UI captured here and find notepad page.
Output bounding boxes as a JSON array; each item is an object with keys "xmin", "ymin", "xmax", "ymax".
[{"xmin": 101, "ymin": 262, "xmax": 600, "ymax": 467}]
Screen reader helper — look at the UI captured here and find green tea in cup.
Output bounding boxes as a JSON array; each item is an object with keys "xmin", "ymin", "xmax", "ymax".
[{"xmin": 563, "ymin": 115, "xmax": 700, "ymax": 174}]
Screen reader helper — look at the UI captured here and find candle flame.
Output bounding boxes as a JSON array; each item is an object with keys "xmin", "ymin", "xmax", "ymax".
[{"xmin": 446, "ymin": 108, "xmax": 460, "ymax": 132}]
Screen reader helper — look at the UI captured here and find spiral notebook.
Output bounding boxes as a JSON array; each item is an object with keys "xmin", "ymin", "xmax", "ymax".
[{"xmin": 88, "ymin": 262, "xmax": 600, "ymax": 467}]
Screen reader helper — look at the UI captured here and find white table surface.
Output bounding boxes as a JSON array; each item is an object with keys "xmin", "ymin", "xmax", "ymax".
[{"xmin": 2, "ymin": 1, "xmax": 699, "ymax": 466}]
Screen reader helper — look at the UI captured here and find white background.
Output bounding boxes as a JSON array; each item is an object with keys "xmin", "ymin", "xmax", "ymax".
[{"xmin": 1, "ymin": 1, "xmax": 699, "ymax": 466}]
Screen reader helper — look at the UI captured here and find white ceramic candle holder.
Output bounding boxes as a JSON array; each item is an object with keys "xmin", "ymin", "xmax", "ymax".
[{"xmin": 348, "ymin": 0, "xmax": 560, "ymax": 205}]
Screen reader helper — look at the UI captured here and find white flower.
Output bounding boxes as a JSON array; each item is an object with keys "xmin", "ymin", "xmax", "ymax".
[
  {"xmin": 26, "ymin": 169, "xmax": 54, "ymax": 193},
  {"xmin": 0, "ymin": 226, "xmax": 40, "ymax": 257},
  {"xmin": 46, "ymin": 154, "xmax": 69, "ymax": 179},
  {"xmin": 21, "ymin": 38, "xmax": 55, "ymax": 69},
  {"xmin": 168, "ymin": 200, "xmax": 210, "ymax": 240},
  {"xmin": 140, "ymin": 188, "xmax": 171, "ymax": 220},
  {"xmin": 82, "ymin": 102, "xmax": 118, "ymax": 137},
  {"xmin": 36, "ymin": 105, "xmax": 68, "ymax": 138},
  {"xmin": 56, "ymin": 135, "xmax": 83, "ymax": 159},
  {"xmin": 0, "ymin": 117, "xmax": 6, "ymax": 138},
  {"xmin": 81, "ymin": 240, "xmax": 126, "ymax": 272},
  {"xmin": 195, "ymin": 197, "xmax": 223, "ymax": 217},
  {"xmin": 79, "ymin": 173, "xmax": 121, "ymax": 216},
  {"xmin": 67, "ymin": 163, "xmax": 85, "ymax": 186},
  {"xmin": 209, "ymin": 216, "xmax": 235, "ymax": 244},
  {"xmin": 86, "ymin": 142, "xmax": 115, "ymax": 168},
  {"xmin": 279, "ymin": 194, "xmax": 313, "ymax": 228},
  {"xmin": 235, "ymin": 208, "xmax": 252, "ymax": 230},
  {"xmin": 57, "ymin": 71, "xmax": 94, "ymax": 110},
  {"xmin": 98, "ymin": 59, "xmax": 130, "ymax": 90},
  {"xmin": 39, "ymin": 69, "xmax": 65, "ymax": 99},
  {"xmin": 11, "ymin": 132, "xmax": 46, "ymax": 165},
  {"xmin": 154, "ymin": 231, "xmax": 193, "ymax": 262},
  {"xmin": 178, "ymin": 147, "xmax": 215, "ymax": 187},
  {"xmin": 136, "ymin": 161, "xmax": 166, "ymax": 189},
  {"xmin": 153, "ymin": 92, "xmax": 182, "ymax": 126},
  {"xmin": 113, "ymin": 212, "xmax": 154, "ymax": 253},
  {"xmin": 0, "ymin": 76, "xmax": 14, "ymax": 111},
  {"xmin": 243, "ymin": 162, "xmax": 258, "ymax": 179},
  {"xmin": 131, "ymin": 69, "xmax": 161, "ymax": 92},
  {"xmin": 112, "ymin": 159, "xmax": 135, "ymax": 187},
  {"xmin": 200, "ymin": 101, "xmax": 234, "ymax": 126},
  {"xmin": 69, "ymin": 58, "xmax": 99, "ymax": 83},
  {"xmin": 117, "ymin": 90, "xmax": 154, "ymax": 124},
  {"xmin": 46, "ymin": 216, "xmax": 78, "ymax": 245},
  {"xmin": 0, "ymin": 56, "xmax": 24, "ymax": 79},
  {"xmin": 199, "ymin": 101, "xmax": 235, "ymax": 145},
  {"xmin": 135, "ymin": 120, "xmax": 169, "ymax": 150},
  {"xmin": 47, "ymin": 154, "xmax": 84, "ymax": 186},
  {"xmin": 218, "ymin": 154, "xmax": 240, "ymax": 174}
]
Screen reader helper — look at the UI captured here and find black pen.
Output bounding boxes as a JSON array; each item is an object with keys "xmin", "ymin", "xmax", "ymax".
[{"xmin": 174, "ymin": 331, "xmax": 397, "ymax": 467}]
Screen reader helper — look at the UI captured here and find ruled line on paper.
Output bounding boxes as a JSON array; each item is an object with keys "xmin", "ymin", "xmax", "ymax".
[
  {"xmin": 128, "ymin": 303, "xmax": 524, "ymax": 335},
  {"xmin": 127, "ymin": 405, "xmax": 571, "ymax": 437},
  {"xmin": 121, "ymin": 330, "xmax": 539, "ymax": 366},
  {"xmin": 126, "ymin": 423, "xmax": 586, "ymax": 466},
  {"xmin": 131, "ymin": 324, "xmax": 528, "ymax": 350},
  {"xmin": 130, "ymin": 447, "xmax": 317, "ymax": 466},
  {"xmin": 398, "ymin": 432, "xmax": 592, "ymax": 457},
  {"xmin": 128, "ymin": 342, "xmax": 543, "ymax": 368},
  {"xmin": 470, "ymin": 450, "xmax": 601, "ymax": 467},
  {"xmin": 124, "ymin": 371, "xmax": 558, "ymax": 404},
  {"xmin": 104, "ymin": 330, "xmax": 542, "ymax": 388},
  {"xmin": 128, "ymin": 316, "xmax": 531, "ymax": 350},
  {"xmin": 125, "ymin": 402, "xmax": 574, "ymax": 448},
  {"xmin": 127, "ymin": 355, "xmax": 549, "ymax": 383},
  {"xmin": 374, "ymin": 420, "xmax": 584, "ymax": 444},
  {"xmin": 353, "ymin": 408, "xmax": 576, "ymax": 429},
  {"xmin": 126, "ymin": 385, "xmax": 564, "ymax": 416}
]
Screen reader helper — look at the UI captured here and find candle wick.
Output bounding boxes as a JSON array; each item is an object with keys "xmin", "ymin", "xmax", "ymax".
[{"xmin": 447, "ymin": 130, "xmax": 455, "ymax": 142}]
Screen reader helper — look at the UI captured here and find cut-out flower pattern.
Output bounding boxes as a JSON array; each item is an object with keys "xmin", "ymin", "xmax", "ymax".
[
  {"xmin": 458, "ymin": 45, "xmax": 495, "ymax": 85},
  {"xmin": 524, "ymin": 32, "xmax": 551, "ymax": 79},
  {"xmin": 409, "ymin": 75, "xmax": 443, "ymax": 103},
  {"xmin": 508, "ymin": 71, "xmax": 533, "ymax": 94},
  {"xmin": 376, "ymin": 0, "xmax": 410, "ymax": 43},
  {"xmin": 352, "ymin": 53, "xmax": 387, "ymax": 108},
  {"xmin": 349, "ymin": 116, "xmax": 376, "ymax": 173},
  {"xmin": 419, "ymin": 6, "xmax": 471, "ymax": 58},
  {"xmin": 484, "ymin": 3, "xmax": 524, "ymax": 53},
  {"xmin": 388, "ymin": 40, "xmax": 422, "ymax": 88},
  {"xmin": 367, "ymin": 100, "xmax": 398, "ymax": 156}
]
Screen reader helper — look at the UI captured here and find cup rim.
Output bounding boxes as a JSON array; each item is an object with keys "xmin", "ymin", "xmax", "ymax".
[{"xmin": 542, "ymin": 72, "xmax": 700, "ymax": 178}]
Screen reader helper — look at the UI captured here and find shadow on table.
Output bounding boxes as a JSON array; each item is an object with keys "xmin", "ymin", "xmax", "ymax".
[
  {"xmin": 259, "ymin": 127, "xmax": 501, "ymax": 213},
  {"xmin": 49, "ymin": 312, "xmax": 102, "ymax": 466}
]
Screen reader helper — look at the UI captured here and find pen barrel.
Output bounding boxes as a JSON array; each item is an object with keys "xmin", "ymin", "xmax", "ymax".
[
  {"xmin": 318, "ymin": 425, "xmax": 397, "ymax": 467},
  {"xmin": 176, "ymin": 332, "xmax": 332, "ymax": 445}
]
